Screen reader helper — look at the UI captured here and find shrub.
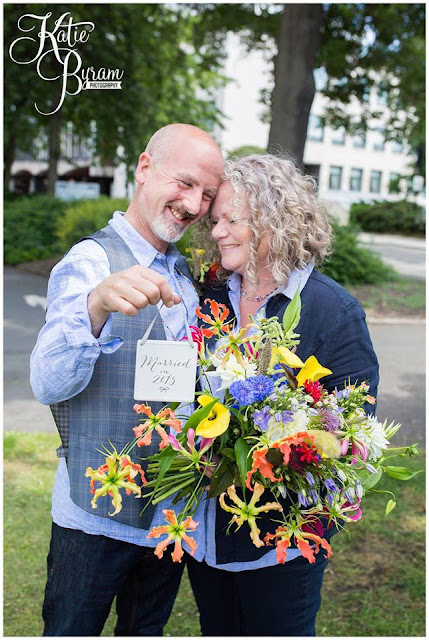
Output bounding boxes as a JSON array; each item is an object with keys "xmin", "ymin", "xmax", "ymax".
[
  {"xmin": 56, "ymin": 197, "xmax": 129, "ymax": 252},
  {"xmin": 4, "ymin": 195, "xmax": 67, "ymax": 264},
  {"xmin": 321, "ymin": 219, "xmax": 397, "ymax": 286},
  {"xmin": 349, "ymin": 200, "xmax": 425, "ymax": 236}
]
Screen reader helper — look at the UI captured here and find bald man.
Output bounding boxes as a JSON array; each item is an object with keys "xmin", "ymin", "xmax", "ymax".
[{"xmin": 30, "ymin": 124, "xmax": 224, "ymax": 636}]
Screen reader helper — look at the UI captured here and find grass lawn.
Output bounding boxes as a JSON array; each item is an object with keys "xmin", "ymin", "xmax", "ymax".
[
  {"xmin": 4, "ymin": 432, "xmax": 425, "ymax": 637},
  {"xmin": 350, "ymin": 276, "xmax": 425, "ymax": 319}
]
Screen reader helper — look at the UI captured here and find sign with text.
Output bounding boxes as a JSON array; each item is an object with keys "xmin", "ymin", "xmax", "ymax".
[
  {"xmin": 134, "ymin": 340, "xmax": 198, "ymax": 403},
  {"xmin": 55, "ymin": 180, "xmax": 100, "ymax": 201}
]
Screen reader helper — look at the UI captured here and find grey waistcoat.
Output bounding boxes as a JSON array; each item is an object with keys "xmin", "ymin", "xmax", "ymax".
[{"xmin": 50, "ymin": 224, "xmax": 194, "ymax": 529}]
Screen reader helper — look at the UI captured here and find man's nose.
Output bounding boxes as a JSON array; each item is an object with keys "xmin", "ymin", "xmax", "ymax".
[{"xmin": 182, "ymin": 190, "xmax": 203, "ymax": 217}]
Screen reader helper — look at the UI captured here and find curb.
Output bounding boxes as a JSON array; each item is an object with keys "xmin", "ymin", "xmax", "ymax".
[
  {"xmin": 367, "ymin": 316, "xmax": 425, "ymax": 325},
  {"xmin": 358, "ymin": 232, "xmax": 426, "ymax": 250}
]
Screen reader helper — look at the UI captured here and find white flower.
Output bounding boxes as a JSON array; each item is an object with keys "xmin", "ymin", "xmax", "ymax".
[
  {"xmin": 355, "ymin": 416, "xmax": 390, "ymax": 461},
  {"xmin": 265, "ymin": 409, "xmax": 309, "ymax": 444},
  {"xmin": 209, "ymin": 353, "xmax": 257, "ymax": 391}
]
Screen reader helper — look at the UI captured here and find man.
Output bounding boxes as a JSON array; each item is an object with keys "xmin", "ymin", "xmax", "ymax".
[{"xmin": 30, "ymin": 123, "xmax": 224, "ymax": 636}]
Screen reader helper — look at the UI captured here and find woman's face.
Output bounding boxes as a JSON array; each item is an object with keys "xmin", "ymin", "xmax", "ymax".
[{"xmin": 210, "ymin": 181, "xmax": 269, "ymax": 276}]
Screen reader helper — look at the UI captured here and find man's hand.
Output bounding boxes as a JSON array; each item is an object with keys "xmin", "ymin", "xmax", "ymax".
[{"xmin": 87, "ymin": 265, "xmax": 181, "ymax": 337}]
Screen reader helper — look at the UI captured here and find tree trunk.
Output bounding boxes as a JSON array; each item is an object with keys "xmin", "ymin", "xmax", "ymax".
[
  {"xmin": 4, "ymin": 131, "xmax": 16, "ymax": 192},
  {"xmin": 47, "ymin": 109, "xmax": 62, "ymax": 195},
  {"xmin": 268, "ymin": 4, "xmax": 323, "ymax": 166}
]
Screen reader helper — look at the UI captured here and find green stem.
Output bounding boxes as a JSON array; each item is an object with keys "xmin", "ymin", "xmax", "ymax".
[{"xmin": 151, "ymin": 477, "xmax": 195, "ymax": 504}]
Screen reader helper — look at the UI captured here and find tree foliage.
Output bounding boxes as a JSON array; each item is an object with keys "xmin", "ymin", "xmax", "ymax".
[
  {"xmin": 4, "ymin": 4, "xmax": 227, "ymax": 191},
  {"xmin": 190, "ymin": 3, "xmax": 425, "ymax": 171}
]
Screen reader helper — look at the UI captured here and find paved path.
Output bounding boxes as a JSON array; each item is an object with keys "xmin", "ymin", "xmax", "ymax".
[
  {"xmin": 4, "ymin": 267, "xmax": 425, "ymax": 449},
  {"xmin": 358, "ymin": 232, "xmax": 425, "ymax": 279}
]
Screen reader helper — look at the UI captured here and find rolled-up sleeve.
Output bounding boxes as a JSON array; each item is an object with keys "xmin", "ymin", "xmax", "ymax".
[{"xmin": 30, "ymin": 242, "xmax": 123, "ymax": 404}]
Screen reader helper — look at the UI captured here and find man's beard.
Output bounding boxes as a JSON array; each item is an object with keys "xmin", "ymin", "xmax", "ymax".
[{"xmin": 151, "ymin": 204, "xmax": 192, "ymax": 243}]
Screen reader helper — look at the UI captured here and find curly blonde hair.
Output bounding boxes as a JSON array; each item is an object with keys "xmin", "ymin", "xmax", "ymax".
[{"xmin": 193, "ymin": 153, "xmax": 332, "ymax": 286}]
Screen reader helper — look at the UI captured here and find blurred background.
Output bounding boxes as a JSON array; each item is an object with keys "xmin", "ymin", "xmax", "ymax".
[{"xmin": 4, "ymin": 3, "xmax": 425, "ymax": 637}]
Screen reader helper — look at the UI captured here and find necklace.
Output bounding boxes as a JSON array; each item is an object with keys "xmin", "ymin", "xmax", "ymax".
[{"xmin": 240, "ymin": 285, "xmax": 277, "ymax": 302}]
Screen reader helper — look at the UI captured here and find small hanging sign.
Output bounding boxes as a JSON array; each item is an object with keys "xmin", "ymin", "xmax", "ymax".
[{"xmin": 134, "ymin": 339, "xmax": 198, "ymax": 402}]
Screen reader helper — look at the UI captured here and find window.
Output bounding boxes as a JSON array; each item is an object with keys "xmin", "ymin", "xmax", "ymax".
[
  {"xmin": 349, "ymin": 168, "xmax": 363, "ymax": 192},
  {"xmin": 352, "ymin": 132, "xmax": 366, "ymax": 148},
  {"xmin": 307, "ymin": 115, "xmax": 324, "ymax": 142},
  {"xmin": 373, "ymin": 128, "xmax": 385, "ymax": 151},
  {"xmin": 329, "ymin": 166, "xmax": 342, "ymax": 190},
  {"xmin": 388, "ymin": 172, "xmax": 401, "ymax": 194},
  {"xmin": 370, "ymin": 170, "xmax": 382, "ymax": 193},
  {"xmin": 377, "ymin": 89, "xmax": 388, "ymax": 107},
  {"xmin": 391, "ymin": 139, "xmax": 403, "ymax": 153},
  {"xmin": 332, "ymin": 126, "xmax": 346, "ymax": 145}
]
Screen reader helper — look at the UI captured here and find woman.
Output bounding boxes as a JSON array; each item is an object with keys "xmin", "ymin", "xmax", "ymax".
[{"xmin": 187, "ymin": 154, "xmax": 379, "ymax": 636}]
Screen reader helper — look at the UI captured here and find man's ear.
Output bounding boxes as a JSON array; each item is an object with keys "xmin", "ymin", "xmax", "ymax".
[{"xmin": 135, "ymin": 152, "xmax": 152, "ymax": 185}]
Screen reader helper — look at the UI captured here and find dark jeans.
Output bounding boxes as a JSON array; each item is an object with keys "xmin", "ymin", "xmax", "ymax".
[
  {"xmin": 42, "ymin": 523, "xmax": 185, "ymax": 636},
  {"xmin": 187, "ymin": 551, "xmax": 328, "ymax": 636}
]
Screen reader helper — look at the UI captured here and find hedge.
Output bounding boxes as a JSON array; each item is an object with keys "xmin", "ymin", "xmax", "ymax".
[
  {"xmin": 5, "ymin": 196, "xmax": 397, "ymax": 288},
  {"xmin": 56, "ymin": 197, "xmax": 129, "ymax": 252},
  {"xmin": 349, "ymin": 200, "xmax": 425, "ymax": 237},
  {"xmin": 4, "ymin": 195, "xmax": 67, "ymax": 264},
  {"xmin": 321, "ymin": 219, "xmax": 396, "ymax": 286}
]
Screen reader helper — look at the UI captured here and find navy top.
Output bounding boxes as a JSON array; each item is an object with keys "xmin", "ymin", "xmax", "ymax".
[{"xmin": 199, "ymin": 269, "xmax": 379, "ymax": 564}]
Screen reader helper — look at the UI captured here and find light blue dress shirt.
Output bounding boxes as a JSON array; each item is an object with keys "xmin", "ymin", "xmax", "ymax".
[{"xmin": 30, "ymin": 211, "xmax": 312, "ymax": 571}]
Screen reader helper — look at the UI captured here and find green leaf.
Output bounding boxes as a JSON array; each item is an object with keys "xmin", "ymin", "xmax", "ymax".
[
  {"xmin": 384, "ymin": 466, "xmax": 424, "ymax": 481},
  {"xmin": 385, "ymin": 499, "xmax": 396, "ymax": 516},
  {"xmin": 183, "ymin": 398, "xmax": 218, "ymax": 432},
  {"xmin": 282, "ymin": 287, "xmax": 301, "ymax": 333},
  {"xmin": 169, "ymin": 402, "xmax": 180, "ymax": 411},
  {"xmin": 234, "ymin": 438, "xmax": 251, "ymax": 487},
  {"xmin": 208, "ymin": 459, "xmax": 235, "ymax": 498},
  {"xmin": 219, "ymin": 447, "xmax": 236, "ymax": 460},
  {"xmin": 152, "ymin": 449, "xmax": 176, "ymax": 494},
  {"xmin": 360, "ymin": 466, "xmax": 383, "ymax": 490}
]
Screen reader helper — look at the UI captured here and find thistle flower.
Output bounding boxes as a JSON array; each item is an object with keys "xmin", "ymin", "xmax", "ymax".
[{"xmin": 319, "ymin": 409, "xmax": 341, "ymax": 433}]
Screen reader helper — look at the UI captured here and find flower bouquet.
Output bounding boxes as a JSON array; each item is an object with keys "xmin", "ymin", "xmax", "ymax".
[{"xmin": 86, "ymin": 291, "xmax": 420, "ymax": 564}]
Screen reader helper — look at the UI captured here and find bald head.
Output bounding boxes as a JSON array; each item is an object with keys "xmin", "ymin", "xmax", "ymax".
[{"xmin": 146, "ymin": 123, "xmax": 221, "ymax": 166}]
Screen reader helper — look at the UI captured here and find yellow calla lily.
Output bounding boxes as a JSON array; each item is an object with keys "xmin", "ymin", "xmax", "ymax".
[
  {"xmin": 195, "ymin": 395, "xmax": 230, "ymax": 438},
  {"xmin": 269, "ymin": 346, "xmax": 305, "ymax": 369},
  {"xmin": 296, "ymin": 355, "xmax": 332, "ymax": 387}
]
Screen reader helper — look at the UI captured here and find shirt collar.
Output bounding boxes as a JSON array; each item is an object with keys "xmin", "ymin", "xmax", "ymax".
[
  {"xmin": 109, "ymin": 210, "xmax": 179, "ymax": 269},
  {"xmin": 227, "ymin": 263, "xmax": 314, "ymax": 300}
]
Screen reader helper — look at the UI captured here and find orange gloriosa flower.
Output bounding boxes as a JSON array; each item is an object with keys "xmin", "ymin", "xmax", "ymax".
[
  {"xmin": 265, "ymin": 525, "xmax": 332, "ymax": 565},
  {"xmin": 246, "ymin": 432, "xmax": 314, "ymax": 490},
  {"xmin": 133, "ymin": 404, "xmax": 182, "ymax": 449},
  {"xmin": 195, "ymin": 299, "xmax": 232, "ymax": 338},
  {"xmin": 147, "ymin": 509, "xmax": 199, "ymax": 563}
]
